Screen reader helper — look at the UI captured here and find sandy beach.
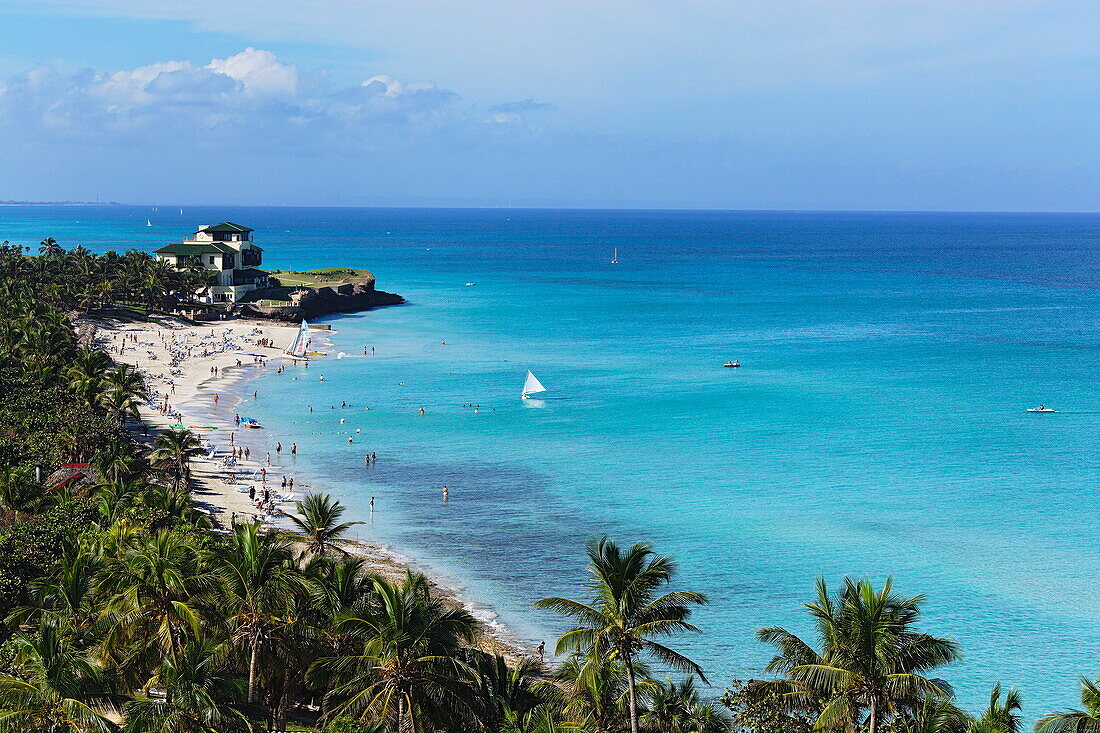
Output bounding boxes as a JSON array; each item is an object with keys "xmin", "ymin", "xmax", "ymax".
[{"xmin": 78, "ymin": 312, "xmax": 529, "ymax": 660}]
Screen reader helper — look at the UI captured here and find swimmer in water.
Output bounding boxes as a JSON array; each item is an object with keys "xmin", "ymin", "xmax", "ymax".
[{"xmin": 418, "ymin": 407, "xmax": 426, "ymax": 415}]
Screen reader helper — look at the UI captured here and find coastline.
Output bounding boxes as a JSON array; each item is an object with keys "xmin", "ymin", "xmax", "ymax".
[{"xmin": 84, "ymin": 311, "xmax": 531, "ymax": 662}]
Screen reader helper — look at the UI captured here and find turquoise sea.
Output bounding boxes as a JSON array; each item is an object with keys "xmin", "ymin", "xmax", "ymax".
[{"xmin": 6, "ymin": 205, "xmax": 1100, "ymax": 715}]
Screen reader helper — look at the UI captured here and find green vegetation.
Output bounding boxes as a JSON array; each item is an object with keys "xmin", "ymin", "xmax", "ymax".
[
  {"xmin": 240, "ymin": 269, "xmax": 375, "ymax": 306},
  {"xmin": 0, "ymin": 238, "xmax": 1091, "ymax": 731}
]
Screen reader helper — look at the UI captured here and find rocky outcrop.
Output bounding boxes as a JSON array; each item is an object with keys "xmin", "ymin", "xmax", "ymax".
[
  {"xmin": 298, "ymin": 281, "xmax": 404, "ymax": 318},
  {"xmin": 230, "ymin": 278, "xmax": 404, "ymax": 322}
]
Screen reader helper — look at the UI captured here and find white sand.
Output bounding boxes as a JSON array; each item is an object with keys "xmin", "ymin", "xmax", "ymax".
[
  {"xmin": 78, "ymin": 312, "xmax": 532, "ymax": 659},
  {"xmin": 83, "ymin": 313, "xmax": 303, "ymax": 525}
]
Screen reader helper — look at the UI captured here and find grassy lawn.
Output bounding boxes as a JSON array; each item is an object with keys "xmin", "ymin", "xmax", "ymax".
[{"xmin": 241, "ymin": 269, "xmax": 375, "ymax": 304}]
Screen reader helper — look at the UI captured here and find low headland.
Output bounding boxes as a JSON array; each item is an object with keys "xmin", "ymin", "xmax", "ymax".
[
  {"xmin": 233, "ymin": 268, "xmax": 405, "ymax": 322},
  {"xmin": 0, "ymin": 236, "xmax": 1093, "ymax": 732}
]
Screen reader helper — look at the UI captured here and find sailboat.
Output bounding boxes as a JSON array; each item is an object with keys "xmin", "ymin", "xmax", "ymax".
[
  {"xmin": 284, "ymin": 320, "xmax": 311, "ymax": 361},
  {"xmin": 521, "ymin": 370, "xmax": 547, "ymax": 399},
  {"xmin": 611, "ymin": 248, "xmax": 618, "ymax": 264},
  {"xmin": 145, "ymin": 219, "xmax": 152, "ymax": 227},
  {"xmin": 179, "ymin": 208, "xmax": 184, "ymax": 216}
]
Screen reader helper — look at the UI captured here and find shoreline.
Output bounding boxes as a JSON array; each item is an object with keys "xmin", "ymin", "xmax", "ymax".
[{"xmin": 83, "ymin": 311, "xmax": 531, "ymax": 662}]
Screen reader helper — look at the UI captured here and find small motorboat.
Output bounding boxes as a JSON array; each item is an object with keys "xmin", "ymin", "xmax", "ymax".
[
  {"xmin": 724, "ymin": 360, "xmax": 741, "ymax": 368},
  {"xmin": 1027, "ymin": 406, "xmax": 1057, "ymax": 413},
  {"xmin": 240, "ymin": 417, "xmax": 263, "ymax": 429}
]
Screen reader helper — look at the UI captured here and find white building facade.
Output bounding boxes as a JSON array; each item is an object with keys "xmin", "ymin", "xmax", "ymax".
[{"xmin": 155, "ymin": 223, "xmax": 269, "ymax": 302}]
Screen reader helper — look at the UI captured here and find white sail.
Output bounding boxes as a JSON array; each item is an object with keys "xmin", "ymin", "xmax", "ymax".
[
  {"xmin": 146, "ymin": 219, "xmax": 152, "ymax": 226},
  {"xmin": 286, "ymin": 320, "xmax": 310, "ymax": 358},
  {"xmin": 522, "ymin": 370, "xmax": 546, "ymax": 397}
]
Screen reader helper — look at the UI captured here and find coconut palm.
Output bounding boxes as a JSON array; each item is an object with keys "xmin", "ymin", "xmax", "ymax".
[
  {"xmin": 103, "ymin": 364, "xmax": 149, "ymax": 402},
  {"xmin": 643, "ymin": 676, "xmax": 731, "ymax": 733},
  {"xmin": 100, "ymin": 388, "xmax": 142, "ymax": 428},
  {"xmin": 1036, "ymin": 678, "xmax": 1100, "ymax": 733},
  {"xmin": 545, "ymin": 651, "xmax": 632, "ymax": 733},
  {"xmin": 214, "ymin": 522, "xmax": 303, "ymax": 703},
  {"xmin": 149, "ymin": 428, "xmax": 206, "ymax": 490},
  {"xmin": 756, "ymin": 577, "xmax": 961, "ymax": 733},
  {"xmin": 285, "ymin": 493, "xmax": 363, "ymax": 556},
  {"xmin": 972, "ymin": 684, "xmax": 1021, "ymax": 733},
  {"xmin": 38, "ymin": 237, "xmax": 63, "ymax": 258},
  {"xmin": 535, "ymin": 536, "xmax": 709, "ymax": 733},
  {"xmin": 464, "ymin": 652, "xmax": 546, "ymax": 732},
  {"xmin": 0, "ymin": 622, "xmax": 119, "ymax": 733},
  {"xmin": 122, "ymin": 641, "xmax": 254, "ymax": 733},
  {"xmin": 96, "ymin": 530, "xmax": 216, "ymax": 680},
  {"xmin": 309, "ymin": 571, "xmax": 479, "ymax": 731},
  {"xmin": 306, "ymin": 555, "xmax": 377, "ymax": 620}
]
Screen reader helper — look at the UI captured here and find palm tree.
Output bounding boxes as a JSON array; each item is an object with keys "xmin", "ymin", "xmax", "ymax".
[
  {"xmin": 0, "ymin": 622, "xmax": 119, "ymax": 732},
  {"xmin": 972, "ymin": 684, "xmax": 1021, "ymax": 733},
  {"xmin": 214, "ymin": 522, "xmax": 303, "ymax": 704},
  {"xmin": 535, "ymin": 537, "xmax": 709, "ymax": 733},
  {"xmin": 545, "ymin": 652, "xmax": 631, "ymax": 733},
  {"xmin": 122, "ymin": 641, "xmax": 254, "ymax": 733},
  {"xmin": 756, "ymin": 577, "xmax": 961, "ymax": 733},
  {"xmin": 285, "ymin": 493, "xmax": 363, "ymax": 556},
  {"xmin": 642, "ymin": 676, "xmax": 731, "ymax": 733},
  {"xmin": 103, "ymin": 364, "xmax": 149, "ymax": 402},
  {"xmin": 1036, "ymin": 678, "xmax": 1100, "ymax": 733},
  {"xmin": 96, "ymin": 530, "xmax": 215, "ymax": 679},
  {"xmin": 464, "ymin": 651, "xmax": 546, "ymax": 732},
  {"xmin": 100, "ymin": 388, "xmax": 142, "ymax": 428},
  {"xmin": 309, "ymin": 571, "xmax": 479, "ymax": 731},
  {"xmin": 149, "ymin": 429, "xmax": 206, "ymax": 490},
  {"xmin": 38, "ymin": 237, "xmax": 63, "ymax": 258}
]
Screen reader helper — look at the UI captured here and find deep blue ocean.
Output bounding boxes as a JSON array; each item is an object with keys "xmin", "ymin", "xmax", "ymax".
[{"xmin": 5, "ymin": 205, "xmax": 1100, "ymax": 715}]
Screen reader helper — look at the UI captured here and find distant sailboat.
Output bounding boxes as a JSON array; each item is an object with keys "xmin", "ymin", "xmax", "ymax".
[
  {"xmin": 611, "ymin": 248, "xmax": 618, "ymax": 264},
  {"xmin": 521, "ymin": 370, "xmax": 547, "ymax": 399},
  {"xmin": 145, "ymin": 219, "xmax": 152, "ymax": 227},
  {"xmin": 284, "ymin": 320, "xmax": 311, "ymax": 361},
  {"xmin": 179, "ymin": 208, "xmax": 184, "ymax": 216}
]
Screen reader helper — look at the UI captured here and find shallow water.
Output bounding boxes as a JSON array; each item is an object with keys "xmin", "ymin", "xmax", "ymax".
[{"xmin": 7, "ymin": 205, "xmax": 1100, "ymax": 714}]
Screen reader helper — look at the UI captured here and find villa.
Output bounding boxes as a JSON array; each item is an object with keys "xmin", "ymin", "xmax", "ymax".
[{"xmin": 154, "ymin": 222, "xmax": 269, "ymax": 303}]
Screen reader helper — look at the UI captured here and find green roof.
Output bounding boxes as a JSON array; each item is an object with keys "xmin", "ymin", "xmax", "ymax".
[
  {"xmin": 155, "ymin": 243, "xmax": 235, "ymax": 255},
  {"xmin": 197, "ymin": 222, "xmax": 253, "ymax": 233}
]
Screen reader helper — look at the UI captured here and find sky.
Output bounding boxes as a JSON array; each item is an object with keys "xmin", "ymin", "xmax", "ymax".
[{"xmin": 1, "ymin": 1, "xmax": 1099, "ymax": 210}]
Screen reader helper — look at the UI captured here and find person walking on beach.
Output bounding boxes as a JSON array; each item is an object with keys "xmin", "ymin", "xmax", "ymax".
[
  {"xmin": 213, "ymin": 394, "xmax": 219, "ymax": 406},
  {"xmin": 536, "ymin": 642, "xmax": 545, "ymax": 662},
  {"xmin": 288, "ymin": 477, "xmax": 294, "ymax": 490},
  {"xmin": 370, "ymin": 496, "xmax": 375, "ymax": 512},
  {"xmin": 260, "ymin": 467, "xmax": 267, "ymax": 482},
  {"xmin": 249, "ymin": 486, "xmax": 256, "ymax": 501},
  {"xmin": 244, "ymin": 447, "xmax": 250, "ymax": 459},
  {"xmin": 281, "ymin": 476, "xmax": 287, "ymax": 490},
  {"xmin": 290, "ymin": 442, "xmax": 297, "ymax": 455}
]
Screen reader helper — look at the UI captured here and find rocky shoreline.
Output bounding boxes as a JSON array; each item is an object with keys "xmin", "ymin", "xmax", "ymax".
[{"xmin": 232, "ymin": 276, "xmax": 405, "ymax": 322}]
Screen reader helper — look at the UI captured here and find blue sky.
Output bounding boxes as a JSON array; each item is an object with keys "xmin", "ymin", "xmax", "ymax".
[{"xmin": 1, "ymin": 1, "xmax": 1099, "ymax": 210}]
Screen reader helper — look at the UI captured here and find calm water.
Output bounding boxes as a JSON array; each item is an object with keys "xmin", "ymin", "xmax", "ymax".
[{"xmin": 6, "ymin": 205, "xmax": 1100, "ymax": 715}]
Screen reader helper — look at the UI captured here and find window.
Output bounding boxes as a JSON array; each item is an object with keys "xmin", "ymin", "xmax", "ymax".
[{"xmin": 208, "ymin": 256, "xmax": 216, "ymax": 264}]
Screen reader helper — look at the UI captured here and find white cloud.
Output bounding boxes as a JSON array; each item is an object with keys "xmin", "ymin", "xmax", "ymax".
[
  {"xmin": 0, "ymin": 48, "xmax": 554, "ymax": 149},
  {"xmin": 206, "ymin": 47, "xmax": 298, "ymax": 98}
]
